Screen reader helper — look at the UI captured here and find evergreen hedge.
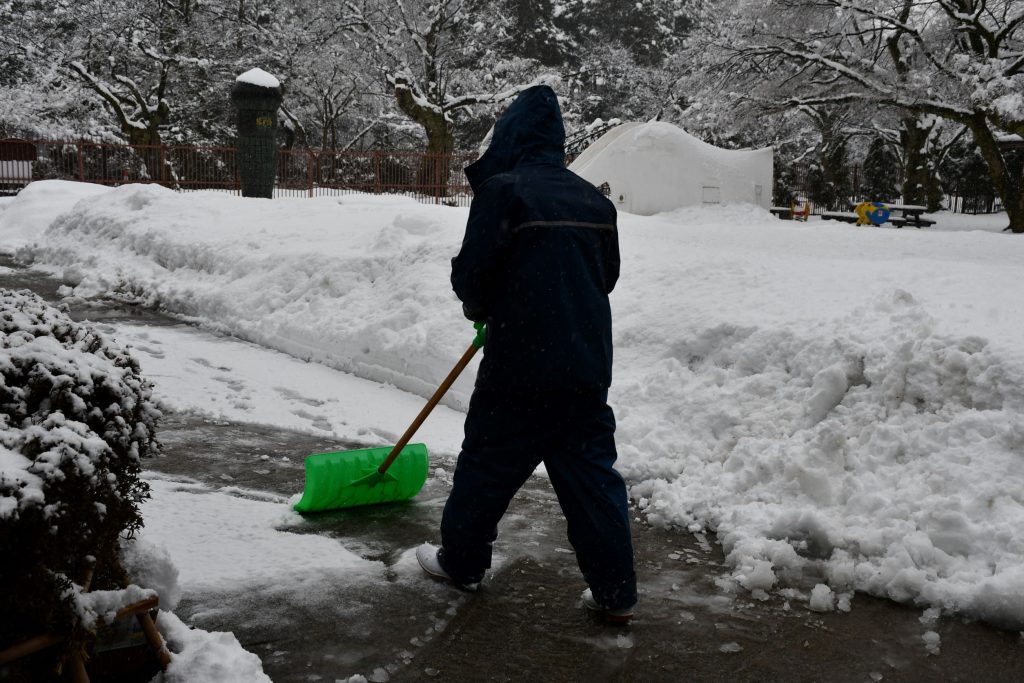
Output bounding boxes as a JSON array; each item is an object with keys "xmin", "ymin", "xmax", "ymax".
[{"xmin": 0, "ymin": 289, "xmax": 160, "ymax": 679}]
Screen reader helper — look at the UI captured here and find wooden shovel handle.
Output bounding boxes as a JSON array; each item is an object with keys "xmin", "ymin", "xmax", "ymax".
[{"xmin": 377, "ymin": 343, "xmax": 479, "ymax": 475}]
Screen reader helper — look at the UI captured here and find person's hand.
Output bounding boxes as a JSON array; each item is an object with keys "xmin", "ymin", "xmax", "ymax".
[{"xmin": 472, "ymin": 321, "xmax": 487, "ymax": 349}]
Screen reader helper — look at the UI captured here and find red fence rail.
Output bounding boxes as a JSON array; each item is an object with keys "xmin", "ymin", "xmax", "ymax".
[
  {"xmin": 0, "ymin": 138, "xmax": 479, "ymax": 206},
  {"xmin": 1, "ymin": 138, "xmax": 1006, "ymax": 215}
]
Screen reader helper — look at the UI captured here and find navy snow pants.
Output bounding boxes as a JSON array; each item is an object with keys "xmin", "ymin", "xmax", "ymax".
[{"xmin": 438, "ymin": 388, "xmax": 637, "ymax": 610}]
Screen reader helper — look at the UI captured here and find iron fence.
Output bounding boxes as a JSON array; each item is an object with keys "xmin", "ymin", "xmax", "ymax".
[
  {"xmin": 2, "ymin": 138, "xmax": 1008, "ymax": 214},
  {"xmin": 276, "ymin": 148, "xmax": 476, "ymax": 204},
  {"xmin": 0, "ymin": 138, "xmax": 478, "ymax": 206}
]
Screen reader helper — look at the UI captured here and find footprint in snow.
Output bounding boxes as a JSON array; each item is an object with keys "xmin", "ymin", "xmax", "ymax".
[
  {"xmin": 274, "ymin": 386, "xmax": 325, "ymax": 407},
  {"xmin": 291, "ymin": 408, "xmax": 332, "ymax": 432},
  {"xmin": 191, "ymin": 357, "xmax": 231, "ymax": 371},
  {"xmin": 133, "ymin": 345, "xmax": 166, "ymax": 359},
  {"xmin": 213, "ymin": 375, "xmax": 247, "ymax": 392}
]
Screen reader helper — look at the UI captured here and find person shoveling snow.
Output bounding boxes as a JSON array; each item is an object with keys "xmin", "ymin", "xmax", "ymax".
[{"xmin": 415, "ymin": 85, "xmax": 637, "ymax": 624}]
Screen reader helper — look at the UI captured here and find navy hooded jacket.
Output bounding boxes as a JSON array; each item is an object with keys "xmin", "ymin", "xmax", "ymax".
[{"xmin": 452, "ymin": 85, "xmax": 620, "ymax": 393}]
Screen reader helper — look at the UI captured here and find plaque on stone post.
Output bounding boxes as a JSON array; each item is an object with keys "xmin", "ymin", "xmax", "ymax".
[{"xmin": 230, "ymin": 68, "xmax": 283, "ymax": 198}]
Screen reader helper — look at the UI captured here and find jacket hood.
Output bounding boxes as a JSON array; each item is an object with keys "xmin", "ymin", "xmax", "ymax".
[{"xmin": 465, "ymin": 85, "xmax": 565, "ymax": 192}]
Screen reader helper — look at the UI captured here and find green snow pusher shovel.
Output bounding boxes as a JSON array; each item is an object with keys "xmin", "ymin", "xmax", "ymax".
[{"xmin": 293, "ymin": 324, "xmax": 486, "ymax": 513}]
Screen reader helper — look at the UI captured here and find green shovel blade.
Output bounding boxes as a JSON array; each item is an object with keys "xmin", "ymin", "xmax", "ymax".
[{"xmin": 293, "ymin": 443, "xmax": 429, "ymax": 513}]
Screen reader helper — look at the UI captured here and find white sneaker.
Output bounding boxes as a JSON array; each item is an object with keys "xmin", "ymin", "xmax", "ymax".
[
  {"xmin": 416, "ymin": 543, "xmax": 479, "ymax": 592},
  {"xmin": 581, "ymin": 588, "xmax": 634, "ymax": 624}
]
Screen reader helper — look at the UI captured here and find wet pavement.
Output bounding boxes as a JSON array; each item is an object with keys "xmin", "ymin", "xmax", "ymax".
[
  {"xmin": 154, "ymin": 412, "xmax": 1024, "ymax": 683},
  {"xmin": 2, "ymin": 257, "xmax": 1023, "ymax": 682}
]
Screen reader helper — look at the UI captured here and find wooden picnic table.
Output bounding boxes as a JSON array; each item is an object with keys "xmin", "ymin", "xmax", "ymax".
[{"xmin": 886, "ymin": 204, "xmax": 935, "ymax": 228}]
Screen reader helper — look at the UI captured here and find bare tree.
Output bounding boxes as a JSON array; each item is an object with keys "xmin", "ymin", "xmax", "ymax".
[{"xmin": 695, "ymin": 0, "xmax": 1024, "ymax": 231}]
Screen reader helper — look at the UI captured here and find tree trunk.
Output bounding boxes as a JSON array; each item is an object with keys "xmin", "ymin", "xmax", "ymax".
[
  {"xmin": 970, "ymin": 116, "xmax": 1024, "ymax": 233},
  {"xmin": 124, "ymin": 117, "xmax": 165, "ymax": 183},
  {"xmin": 394, "ymin": 81, "xmax": 454, "ymax": 197},
  {"xmin": 1013, "ymin": 167, "xmax": 1024, "ymax": 234},
  {"xmin": 237, "ymin": 0, "xmax": 245, "ymax": 49},
  {"xmin": 900, "ymin": 118, "xmax": 929, "ymax": 207},
  {"xmin": 898, "ymin": 118, "xmax": 944, "ymax": 211},
  {"xmin": 817, "ymin": 132, "xmax": 849, "ymax": 210}
]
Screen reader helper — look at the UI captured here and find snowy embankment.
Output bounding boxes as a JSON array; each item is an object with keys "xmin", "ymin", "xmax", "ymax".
[{"xmin": 3, "ymin": 180, "xmax": 1024, "ymax": 628}]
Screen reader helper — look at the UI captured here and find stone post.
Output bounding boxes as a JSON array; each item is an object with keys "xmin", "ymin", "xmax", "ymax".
[{"xmin": 230, "ymin": 68, "xmax": 283, "ymax": 198}]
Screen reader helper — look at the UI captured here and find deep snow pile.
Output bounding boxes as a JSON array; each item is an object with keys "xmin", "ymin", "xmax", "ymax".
[
  {"xmin": 619, "ymin": 296, "xmax": 1024, "ymax": 626},
  {"xmin": 3, "ymin": 181, "xmax": 1024, "ymax": 627},
  {"xmin": 13, "ymin": 182, "xmax": 478, "ymax": 407},
  {"xmin": 0, "ymin": 180, "xmax": 108, "ymax": 251}
]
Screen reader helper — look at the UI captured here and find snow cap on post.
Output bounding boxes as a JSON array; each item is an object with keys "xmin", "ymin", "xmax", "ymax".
[
  {"xmin": 230, "ymin": 67, "xmax": 284, "ymax": 111},
  {"xmin": 235, "ymin": 67, "xmax": 281, "ymax": 90}
]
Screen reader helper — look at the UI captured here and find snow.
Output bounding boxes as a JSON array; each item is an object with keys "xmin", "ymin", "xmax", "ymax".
[
  {"xmin": 152, "ymin": 609, "xmax": 271, "ymax": 683},
  {"xmin": 922, "ymin": 630, "xmax": 941, "ymax": 655},
  {"xmin": 3, "ymin": 179, "xmax": 1024, "ymax": 632},
  {"xmin": 140, "ymin": 477, "xmax": 381, "ymax": 594},
  {"xmin": 808, "ymin": 584, "xmax": 835, "ymax": 612},
  {"xmin": 71, "ymin": 583, "xmax": 157, "ymax": 630},
  {"xmin": 0, "ymin": 444, "xmax": 42, "ymax": 517},
  {"xmin": 927, "ymin": 211, "xmax": 1011, "ymax": 233},
  {"xmin": 235, "ymin": 68, "xmax": 280, "ymax": 90},
  {"xmin": 992, "ymin": 93, "xmax": 1023, "ymax": 122},
  {"xmin": 0, "ymin": 180, "xmax": 108, "ymax": 251},
  {"xmin": 123, "ymin": 537, "xmax": 182, "ymax": 611},
  {"xmin": 110, "ymin": 324, "xmax": 464, "ymax": 455},
  {"xmin": 8, "ymin": 183, "xmax": 478, "ymax": 410}
]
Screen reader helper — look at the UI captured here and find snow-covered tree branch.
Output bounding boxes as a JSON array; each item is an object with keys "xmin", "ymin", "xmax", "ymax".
[{"xmin": 692, "ymin": 0, "xmax": 1024, "ymax": 231}]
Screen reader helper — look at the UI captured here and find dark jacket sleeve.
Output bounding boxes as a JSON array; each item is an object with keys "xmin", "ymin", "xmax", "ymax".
[{"xmin": 451, "ymin": 179, "xmax": 514, "ymax": 321}]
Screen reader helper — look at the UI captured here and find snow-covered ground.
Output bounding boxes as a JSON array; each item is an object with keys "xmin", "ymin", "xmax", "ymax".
[
  {"xmin": 2, "ymin": 180, "xmax": 1023, "ymax": 636},
  {"xmin": 112, "ymin": 323, "xmax": 465, "ymax": 454}
]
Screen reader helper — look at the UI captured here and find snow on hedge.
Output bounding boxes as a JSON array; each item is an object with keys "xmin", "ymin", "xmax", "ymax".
[
  {"xmin": 5, "ymin": 181, "xmax": 1024, "ymax": 627},
  {"xmin": 0, "ymin": 287, "xmax": 161, "ymax": 673},
  {"xmin": 0, "ymin": 287, "xmax": 159, "ymax": 525}
]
